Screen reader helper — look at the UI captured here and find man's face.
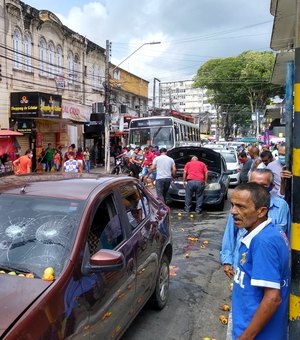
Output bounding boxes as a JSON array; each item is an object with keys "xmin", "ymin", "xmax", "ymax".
[
  {"xmin": 261, "ymin": 156, "xmax": 272, "ymax": 166},
  {"xmin": 249, "ymin": 172, "xmax": 272, "ymax": 188},
  {"xmin": 278, "ymin": 145, "xmax": 285, "ymax": 157},
  {"xmin": 231, "ymin": 190, "xmax": 261, "ymax": 231}
]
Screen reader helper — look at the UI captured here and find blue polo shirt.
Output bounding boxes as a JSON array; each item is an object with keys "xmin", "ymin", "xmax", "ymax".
[
  {"xmin": 232, "ymin": 218, "xmax": 290, "ymax": 340},
  {"xmin": 220, "ymin": 194, "xmax": 291, "ymax": 269}
]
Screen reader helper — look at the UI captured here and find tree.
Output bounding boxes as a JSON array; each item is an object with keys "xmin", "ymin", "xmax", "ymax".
[{"xmin": 193, "ymin": 51, "xmax": 284, "ymax": 139}]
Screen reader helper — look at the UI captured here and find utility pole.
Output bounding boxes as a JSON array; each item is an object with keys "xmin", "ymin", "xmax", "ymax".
[{"xmin": 104, "ymin": 40, "xmax": 111, "ymax": 174}]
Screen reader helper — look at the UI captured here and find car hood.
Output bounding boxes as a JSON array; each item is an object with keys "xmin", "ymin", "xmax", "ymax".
[
  {"xmin": 168, "ymin": 147, "xmax": 222, "ymax": 173},
  {"xmin": 0, "ymin": 275, "xmax": 51, "ymax": 336}
]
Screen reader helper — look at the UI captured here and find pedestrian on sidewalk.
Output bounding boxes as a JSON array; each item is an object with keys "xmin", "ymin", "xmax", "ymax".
[
  {"xmin": 145, "ymin": 148, "xmax": 176, "ymax": 203},
  {"xmin": 231, "ymin": 182, "xmax": 290, "ymax": 340},
  {"xmin": 13, "ymin": 149, "xmax": 33, "ymax": 175},
  {"xmin": 63, "ymin": 151, "xmax": 82, "ymax": 173},
  {"xmin": 182, "ymin": 155, "xmax": 208, "ymax": 214}
]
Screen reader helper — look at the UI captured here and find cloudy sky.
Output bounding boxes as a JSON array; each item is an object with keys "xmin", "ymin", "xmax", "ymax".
[{"xmin": 25, "ymin": 0, "xmax": 274, "ymax": 84}]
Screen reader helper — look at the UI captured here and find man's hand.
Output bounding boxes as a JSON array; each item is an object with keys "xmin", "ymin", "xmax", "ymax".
[
  {"xmin": 183, "ymin": 181, "xmax": 186, "ymax": 188},
  {"xmin": 223, "ymin": 264, "xmax": 234, "ymax": 279}
]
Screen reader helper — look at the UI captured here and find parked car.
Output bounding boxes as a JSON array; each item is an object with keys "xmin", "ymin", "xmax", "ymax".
[
  {"xmin": 0, "ymin": 173, "xmax": 172, "ymax": 339},
  {"xmin": 214, "ymin": 149, "xmax": 241, "ymax": 186},
  {"xmin": 167, "ymin": 146, "xmax": 230, "ymax": 210}
]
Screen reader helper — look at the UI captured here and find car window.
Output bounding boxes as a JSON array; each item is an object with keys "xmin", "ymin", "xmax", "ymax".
[
  {"xmin": 120, "ymin": 184, "xmax": 149, "ymax": 229},
  {"xmin": 0, "ymin": 195, "xmax": 83, "ymax": 278},
  {"xmin": 88, "ymin": 194, "xmax": 124, "ymax": 254},
  {"xmin": 222, "ymin": 153, "xmax": 237, "ymax": 163}
]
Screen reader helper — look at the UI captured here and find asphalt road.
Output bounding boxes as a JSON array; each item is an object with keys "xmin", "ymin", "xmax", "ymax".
[{"xmin": 122, "ymin": 192, "xmax": 233, "ymax": 340}]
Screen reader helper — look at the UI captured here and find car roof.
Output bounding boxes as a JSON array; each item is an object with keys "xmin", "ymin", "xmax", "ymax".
[{"xmin": 0, "ymin": 173, "xmax": 129, "ymax": 200}]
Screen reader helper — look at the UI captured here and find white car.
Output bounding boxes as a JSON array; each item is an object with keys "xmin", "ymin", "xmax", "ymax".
[{"xmin": 214, "ymin": 149, "xmax": 241, "ymax": 186}]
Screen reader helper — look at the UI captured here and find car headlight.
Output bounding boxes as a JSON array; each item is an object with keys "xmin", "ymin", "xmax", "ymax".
[{"xmin": 205, "ymin": 183, "xmax": 221, "ymax": 190}]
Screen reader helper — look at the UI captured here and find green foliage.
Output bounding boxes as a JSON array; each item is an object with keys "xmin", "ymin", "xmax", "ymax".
[{"xmin": 193, "ymin": 51, "xmax": 284, "ymax": 136}]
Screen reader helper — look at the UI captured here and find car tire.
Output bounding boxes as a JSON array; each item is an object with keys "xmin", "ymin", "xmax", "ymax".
[{"xmin": 152, "ymin": 255, "xmax": 170, "ymax": 310}]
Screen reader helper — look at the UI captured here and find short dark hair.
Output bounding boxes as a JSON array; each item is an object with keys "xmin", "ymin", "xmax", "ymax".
[
  {"xmin": 239, "ymin": 151, "xmax": 247, "ymax": 158},
  {"xmin": 234, "ymin": 182, "xmax": 270, "ymax": 210},
  {"xmin": 160, "ymin": 147, "xmax": 167, "ymax": 153},
  {"xmin": 260, "ymin": 150, "xmax": 273, "ymax": 159}
]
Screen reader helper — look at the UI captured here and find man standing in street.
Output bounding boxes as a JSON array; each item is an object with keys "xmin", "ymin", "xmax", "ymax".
[
  {"xmin": 230, "ymin": 182, "xmax": 290, "ymax": 340},
  {"xmin": 145, "ymin": 148, "xmax": 176, "ymax": 203},
  {"xmin": 221, "ymin": 168, "xmax": 291, "ymax": 276},
  {"xmin": 266, "ymin": 144, "xmax": 286, "ymax": 197},
  {"xmin": 239, "ymin": 151, "xmax": 252, "ymax": 183},
  {"xmin": 182, "ymin": 156, "xmax": 208, "ymax": 214}
]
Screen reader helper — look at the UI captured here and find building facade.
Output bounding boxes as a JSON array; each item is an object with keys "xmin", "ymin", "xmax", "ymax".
[{"xmin": 0, "ymin": 0, "xmax": 148, "ymax": 169}]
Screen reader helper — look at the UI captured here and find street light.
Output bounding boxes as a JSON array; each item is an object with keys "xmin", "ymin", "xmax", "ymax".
[
  {"xmin": 112, "ymin": 41, "xmax": 161, "ymax": 72},
  {"xmin": 104, "ymin": 41, "xmax": 161, "ymax": 174}
]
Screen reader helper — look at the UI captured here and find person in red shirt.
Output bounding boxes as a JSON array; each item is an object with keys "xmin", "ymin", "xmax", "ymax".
[
  {"xmin": 140, "ymin": 146, "xmax": 155, "ymax": 186},
  {"xmin": 13, "ymin": 149, "xmax": 33, "ymax": 175},
  {"xmin": 183, "ymin": 155, "xmax": 208, "ymax": 214}
]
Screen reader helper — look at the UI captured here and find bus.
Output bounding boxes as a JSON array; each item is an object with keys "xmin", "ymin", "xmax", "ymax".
[{"xmin": 128, "ymin": 116, "xmax": 202, "ymax": 149}]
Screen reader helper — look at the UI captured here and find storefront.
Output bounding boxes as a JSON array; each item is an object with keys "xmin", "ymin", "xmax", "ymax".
[
  {"xmin": 10, "ymin": 92, "xmax": 63, "ymax": 171},
  {"xmin": 62, "ymin": 101, "xmax": 91, "ymax": 149}
]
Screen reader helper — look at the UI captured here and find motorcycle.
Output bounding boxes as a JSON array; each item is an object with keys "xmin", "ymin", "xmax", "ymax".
[{"xmin": 111, "ymin": 155, "xmax": 131, "ymax": 175}]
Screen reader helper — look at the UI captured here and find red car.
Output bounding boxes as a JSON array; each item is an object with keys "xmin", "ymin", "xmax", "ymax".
[{"xmin": 0, "ymin": 174, "xmax": 172, "ymax": 339}]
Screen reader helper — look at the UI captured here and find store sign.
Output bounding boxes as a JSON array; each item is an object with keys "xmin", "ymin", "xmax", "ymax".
[
  {"xmin": 10, "ymin": 92, "xmax": 39, "ymax": 117},
  {"xmin": 62, "ymin": 102, "xmax": 90, "ymax": 122},
  {"xmin": 39, "ymin": 93, "xmax": 62, "ymax": 118},
  {"xmin": 10, "ymin": 92, "xmax": 62, "ymax": 119},
  {"xmin": 16, "ymin": 120, "xmax": 34, "ymax": 133}
]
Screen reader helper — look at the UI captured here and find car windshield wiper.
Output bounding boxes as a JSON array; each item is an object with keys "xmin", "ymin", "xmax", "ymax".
[{"xmin": 0, "ymin": 264, "xmax": 38, "ymax": 277}]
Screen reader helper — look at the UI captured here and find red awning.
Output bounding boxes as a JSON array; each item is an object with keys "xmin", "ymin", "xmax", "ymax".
[{"xmin": 0, "ymin": 130, "xmax": 24, "ymax": 136}]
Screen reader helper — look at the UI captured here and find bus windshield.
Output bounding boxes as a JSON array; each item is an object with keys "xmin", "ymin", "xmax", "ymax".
[{"xmin": 129, "ymin": 126, "xmax": 174, "ymax": 149}]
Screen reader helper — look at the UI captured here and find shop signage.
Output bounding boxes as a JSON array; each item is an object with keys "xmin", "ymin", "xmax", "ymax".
[
  {"xmin": 62, "ymin": 102, "xmax": 90, "ymax": 122},
  {"xmin": 10, "ymin": 92, "xmax": 62, "ymax": 119}
]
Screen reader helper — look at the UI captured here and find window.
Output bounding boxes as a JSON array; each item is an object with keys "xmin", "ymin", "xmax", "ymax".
[
  {"xmin": 67, "ymin": 51, "xmax": 74, "ymax": 83},
  {"xmin": 57, "ymin": 46, "xmax": 63, "ymax": 76},
  {"xmin": 39, "ymin": 38, "xmax": 47, "ymax": 76},
  {"xmin": 97, "ymin": 65, "xmax": 102, "ymax": 86},
  {"xmin": 12, "ymin": 28, "xmax": 22, "ymax": 70},
  {"xmin": 74, "ymin": 54, "xmax": 80, "ymax": 82},
  {"xmin": 92, "ymin": 65, "xmax": 96, "ymax": 87},
  {"xmin": 24, "ymin": 32, "xmax": 32, "ymax": 72},
  {"xmin": 88, "ymin": 195, "xmax": 123, "ymax": 254},
  {"xmin": 48, "ymin": 42, "xmax": 55, "ymax": 78},
  {"xmin": 120, "ymin": 184, "xmax": 149, "ymax": 230}
]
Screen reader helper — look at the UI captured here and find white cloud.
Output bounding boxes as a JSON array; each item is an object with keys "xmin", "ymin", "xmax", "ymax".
[{"xmin": 26, "ymin": 0, "xmax": 274, "ymax": 84}]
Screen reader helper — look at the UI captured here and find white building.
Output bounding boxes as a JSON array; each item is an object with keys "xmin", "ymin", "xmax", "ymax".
[{"xmin": 159, "ymin": 80, "xmax": 216, "ymax": 114}]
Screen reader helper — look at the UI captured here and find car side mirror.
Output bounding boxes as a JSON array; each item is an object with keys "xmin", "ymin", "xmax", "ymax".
[{"xmin": 84, "ymin": 249, "xmax": 125, "ymax": 273}]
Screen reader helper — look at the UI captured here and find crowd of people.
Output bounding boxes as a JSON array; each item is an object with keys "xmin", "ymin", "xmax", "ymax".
[
  {"xmin": 36, "ymin": 143, "xmax": 92, "ymax": 174},
  {"xmin": 219, "ymin": 141, "xmax": 292, "ymax": 339}
]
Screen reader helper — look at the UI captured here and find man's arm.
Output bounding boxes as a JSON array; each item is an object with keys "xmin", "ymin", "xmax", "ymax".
[
  {"xmin": 172, "ymin": 164, "xmax": 176, "ymax": 179},
  {"xmin": 182, "ymin": 170, "xmax": 187, "ymax": 188},
  {"xmin": 145, "ymin": 162, "xmax": 156, "ymax": 178},
  {"xmin": 220, "ymin": 214, "xmax": 237, "ymax": 279},
  {"xmin": 239, "ymin": 288, "xmax": 281, "ymax": 339}
]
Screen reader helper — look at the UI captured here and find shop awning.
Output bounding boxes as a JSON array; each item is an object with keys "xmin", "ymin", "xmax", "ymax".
[{"xmin": 0, "ymin": 129, "xmax": 24, "ymax": 136}]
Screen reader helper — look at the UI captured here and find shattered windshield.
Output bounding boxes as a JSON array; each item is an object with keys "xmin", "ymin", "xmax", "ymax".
[{"xmin": 0, "ymin": 195, "xmax": 84, "ymax": 279}]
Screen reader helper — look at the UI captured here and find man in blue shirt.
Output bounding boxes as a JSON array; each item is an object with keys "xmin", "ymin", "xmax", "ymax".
[
  {"xmin": 231, "ymin": 182, "xmax": 290, "ymax": 339},
  {"xmin": 221, "ymin": 168, "xmax": 290, "ymax": 278}
]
